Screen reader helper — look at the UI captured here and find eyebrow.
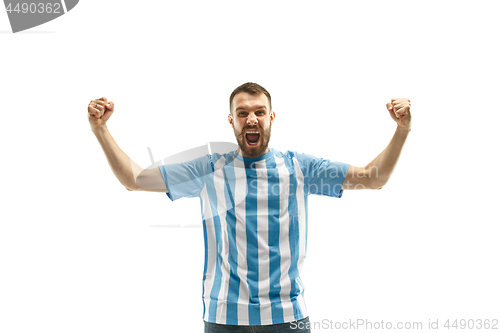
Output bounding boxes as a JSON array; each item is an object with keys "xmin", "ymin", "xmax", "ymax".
[{"xmin": 235, "ymin": 106, "xmax": 267, "ymax": 111}]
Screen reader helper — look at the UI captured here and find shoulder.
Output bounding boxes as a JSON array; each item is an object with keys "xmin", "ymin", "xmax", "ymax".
[
  {"xmin": 271, "ymin": 148, "xmax": 302, "ymax": 160},
  {"xmin": 273, "ymin": 149, "xmax": 318, "ymax": 173},
  {"xmin": 280, "ymin": 150, "xmax": 319, "ymax": 165},
  {"xmin": 210, "ymin": 151, "xmax": 238, "ymax": 170}
]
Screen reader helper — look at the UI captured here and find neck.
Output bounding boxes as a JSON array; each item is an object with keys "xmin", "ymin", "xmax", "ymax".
[{"xmin": 237, "ymin": 146, "xmax": 270, "ymax": 159}]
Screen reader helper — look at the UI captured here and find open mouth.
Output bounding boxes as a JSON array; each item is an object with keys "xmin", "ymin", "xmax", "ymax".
[{"xmin": 245, "ymin": 130, "xmax": 260, "ymax": 146}]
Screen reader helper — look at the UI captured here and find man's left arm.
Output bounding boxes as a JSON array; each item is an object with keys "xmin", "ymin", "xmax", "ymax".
[{"xmin": 341, "ymin": 98, "xmax": 412, "ymax": 190}]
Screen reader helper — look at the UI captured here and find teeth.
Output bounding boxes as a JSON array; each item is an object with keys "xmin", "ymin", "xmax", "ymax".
[{"xmin": 246, "ymin": 131, "xmax": 259, "ymax": 134}]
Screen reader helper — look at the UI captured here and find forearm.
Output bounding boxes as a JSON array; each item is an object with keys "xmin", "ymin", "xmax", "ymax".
[
  {"xmin": 366, "ymin": 125, "xmax": 411, "ymax": 187},
  {"xmin": 92, "ymin": 125, "xmax": 143, "ymax": 190}
]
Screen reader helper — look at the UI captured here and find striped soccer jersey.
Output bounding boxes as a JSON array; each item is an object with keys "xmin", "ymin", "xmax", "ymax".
[{"xmin": 159, "ymin": 148, "xmax": 349, "ymax": 326}]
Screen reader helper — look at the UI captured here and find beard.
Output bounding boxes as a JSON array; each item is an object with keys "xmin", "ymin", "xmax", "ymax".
[{"xmin": 233, "ymin": 125, "xmax": 272, "ymax": 159}]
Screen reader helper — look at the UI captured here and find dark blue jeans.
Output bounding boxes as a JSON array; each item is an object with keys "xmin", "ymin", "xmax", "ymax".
[{"xmin": 204, "ymin": 317, "xmax": 311, "ymax": 333}]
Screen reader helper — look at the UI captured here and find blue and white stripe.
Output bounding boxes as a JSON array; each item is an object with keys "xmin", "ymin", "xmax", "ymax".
[
  {"xmin": 200, "ymin": 150, "xmax": 309, "ymax": 325},
  {"xmin": 160, "ymin": 148, "xmax": 349, "ymax": 326}
]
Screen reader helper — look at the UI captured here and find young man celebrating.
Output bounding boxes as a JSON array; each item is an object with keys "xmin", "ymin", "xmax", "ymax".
[{"xmin": 88, "ymin": 82, "xmax": 411, "ymax": 333}]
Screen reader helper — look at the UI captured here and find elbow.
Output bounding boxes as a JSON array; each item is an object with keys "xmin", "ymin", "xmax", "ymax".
[
  {"xmin": 367, "ymin": 176, "xmax": 385, "ymax": 190},
  {"xmin": 369, "ymin": 178, "xmax": 388, "ymax": 190},
  {"xmin": 370, "ymin": 177, "xmax": 386, "ymax": 189},
  {"xmin": 365, "ymin": 165, "xmax": 389, "ymax": 190},
  {"xmin": 124, "ymin": 172, "xmax": 145, "ymax": 192},
  {"xmin": 127, "ymin": 183, "xmax": 144, "ymax": 191},
  {"xmin": 123, "ymin": 181, "xmax": 141, "ymax": 192},
  {"xmin": 367, "ymin": 174, "xmax": 388, "ymax": 190},
  {"xmin": 125, "ymin": 186, "xmax": 143, "ymax": 192}
]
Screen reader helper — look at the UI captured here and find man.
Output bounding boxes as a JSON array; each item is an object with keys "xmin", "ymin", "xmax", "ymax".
[{"xmin": 88, "ymin": 82, "xmax": 411, "ymax": 332}]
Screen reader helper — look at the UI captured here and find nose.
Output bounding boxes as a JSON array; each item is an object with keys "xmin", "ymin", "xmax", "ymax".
[{"xmin": 247, "ymin": 113, "xmax": 258, "ymax": 126}]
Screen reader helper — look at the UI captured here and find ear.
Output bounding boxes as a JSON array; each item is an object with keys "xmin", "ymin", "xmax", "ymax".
[
  {"xmin": 270, "ymin": 111, "xmax": 275, "ymax": 125},
  {"xmin": 228, "ymin": 113, "xmax": 233, "ymax": 125}
]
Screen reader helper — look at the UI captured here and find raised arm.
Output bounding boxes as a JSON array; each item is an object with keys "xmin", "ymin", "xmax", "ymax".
[
  {"xmin": 341, "ymin": 98, "xmax": 411, "ymax": 190},
  {"xmin": 88, "ymin": 98, "xmax": 168, "ymax": 192}
]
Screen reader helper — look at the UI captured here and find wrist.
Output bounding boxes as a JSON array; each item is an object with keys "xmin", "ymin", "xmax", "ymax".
[
  {"xmin": 91, "ymin": 123, "xmax": 108, "ymax": 135},
  {"xmin": 397, "ymin": 124, "xmax": 411, "ymax": 133}
]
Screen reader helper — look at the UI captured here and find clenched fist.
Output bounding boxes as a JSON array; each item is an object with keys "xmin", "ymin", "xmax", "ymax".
[
  {"xmin": 88, "ymin": 97, "xmax": 114, "ymax": 130},
  {"xmin": 386, "ymin": 98, "xmax": 411, "ymax": 130}
]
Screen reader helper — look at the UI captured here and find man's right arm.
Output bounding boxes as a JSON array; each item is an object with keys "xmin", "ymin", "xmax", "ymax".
[{"xmin": 89, "ymin": 97, "xmax": 168, "ymax": 193}]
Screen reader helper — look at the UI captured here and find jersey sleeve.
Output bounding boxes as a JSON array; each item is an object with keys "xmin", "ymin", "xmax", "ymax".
[
  {"xmin": 158, "ymin": 154, "xmax": 212, "ymax": 201},
  {"xmin": 293, "ymin": 152, "xmax": 350, "ymax": 198}
]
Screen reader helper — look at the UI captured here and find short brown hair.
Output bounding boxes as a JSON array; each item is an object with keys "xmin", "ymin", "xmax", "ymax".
[{"xmin": 229, "ymin": 82, "xmax": 272, "ymax": 114}]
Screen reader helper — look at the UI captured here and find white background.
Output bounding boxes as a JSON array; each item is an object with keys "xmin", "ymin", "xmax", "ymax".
[{"xmin": 1, "ymin": 1, "xmax": 499, "ymax": 332}]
